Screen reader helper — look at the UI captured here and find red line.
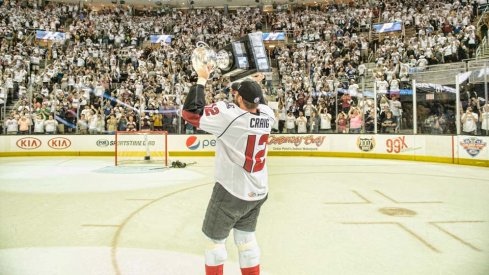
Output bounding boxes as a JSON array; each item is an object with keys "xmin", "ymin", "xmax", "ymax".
[
  {"xmin": 115, "ymin": 131, "xmax": 118, "ymax": 166},
  {"xmin": 451, "ymin": 135, "xmax": 455, "ymax": 164},
  {"xmin": 165, "ymin": 131, "xmax": 168, "ymax": 167}
]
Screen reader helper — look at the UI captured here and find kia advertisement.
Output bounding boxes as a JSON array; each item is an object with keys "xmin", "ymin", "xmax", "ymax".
[
  {"xmin": 13, "ymin": 136, "xmax": 73, "ymax": 151},
  {"xmin": 48, "ymin": 137, "xmax": 71, "ymax": 149},
  {"xmin": 16, "ymin": 137, "xmax": 42, "ymax": 150}
]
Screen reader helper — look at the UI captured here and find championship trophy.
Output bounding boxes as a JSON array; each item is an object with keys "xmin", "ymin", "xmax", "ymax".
[
  {"xmin": 191, "ymin": 32, "xmax": 271, "ymax": 82},
  {"xmin": 191, "ymin": 41, "xmax": 217, "ymax": 74}
]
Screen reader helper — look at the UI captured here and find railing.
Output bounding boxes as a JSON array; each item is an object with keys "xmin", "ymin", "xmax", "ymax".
[
  {"xmin": 405, "ymin": 57, "xmax": 489, "ymax": 84},
  {"xmin": 476, "ymin": 3, "xmax": 489, "ymax": 28},
  {"xmin": 475, "ymin": 3, "xmax": 489, "ymax": 59},
  {"xmin": 24, "ymin": 30, "xmax": 36, "ymax": 46},
  {"xmin": 476, "ymin": 36, "xmax": 487, "ymax": 59}
]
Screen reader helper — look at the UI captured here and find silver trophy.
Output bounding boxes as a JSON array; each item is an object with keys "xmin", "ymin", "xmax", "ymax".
[
  {"xmin": 191, "ymin": 33, "xmax": 270, "ymax": 82},
  {"xmin": 191, "ymin": 42, "xmax": 217, "ymax": 73}
]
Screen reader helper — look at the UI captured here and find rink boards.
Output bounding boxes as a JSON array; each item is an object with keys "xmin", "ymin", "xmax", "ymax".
[{"xmin": 0, "ymin": 134, "xmax": 487, "ymax": 167}]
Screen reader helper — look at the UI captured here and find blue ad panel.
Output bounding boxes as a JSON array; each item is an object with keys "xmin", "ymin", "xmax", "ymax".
[
  {"xmin": 372, "ymin": 22, "xmax": 402, "ymax": 33},
  {"xmin": 35, "ymin": 31, "xmax": 66, "ymax": 41},
  {"xmin": 150, "ymin": 35, "xmax": 172, "ymax": 44}
]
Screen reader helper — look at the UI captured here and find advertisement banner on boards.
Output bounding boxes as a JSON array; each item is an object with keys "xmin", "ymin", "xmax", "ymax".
[
  {"xmin": 458, "ymin": 136, "xmax": 488, "ymax": 159},
  {"xmin": 267, "ymin": 135, "xmax": 327, "ymax": 151},
  {"xmin": 0, "ymin": 135, "xmax": 487, "ymax": 164}
]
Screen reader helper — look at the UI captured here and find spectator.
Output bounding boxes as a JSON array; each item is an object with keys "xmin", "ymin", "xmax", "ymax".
[
  {"xmin": 185, "ymin": 121, "xmax": 194, "ymax": 134},
  {"xmin": 296, "ymin": 111, "xmax": 308, "ymax": 134},
  {"xmin": 309, "ymin": 111, "xmax": 320, "ymax": 134},
  {"xmin": 278, "ymin": 99, "xmax": 287, "ymax": 133},
  {"xmin": 5, "ymin": 116, "xmax": 18, "ymax": 135},
  {"xmin": 461, "ymin": 106, "xmax": 478, "ymax": 135},
  {"xmin": 127, "ymin": 116, "xmax": 137, "ymax": 131},
  {"xmin": 336, "ymin": 112, "xmax": 348, "ymax": 134},
  {"xmin": 96, "ymin": 114, "xmax": 105, "ymax": 134},
  {"xmin": 285, "ymin": 111, "xmax": 296, "ymax": 134},
  {"xmin": 348, "ymin": 107, "xmax": 363, "ymax": 134},
  {"xmin": 106, "ymin": 115, "xmax": 117, "ymax": 134},
  {"xmin": 381, "ymin": 111, "xmax": 397, "ymax": 133},
  {"xmin": 365, "ymin": 108, "xmax": 376, "ymax": 133},
  {"xmin": 341, "ymin": 92, "xmax": 352, "ymax": 113},
  {"xmin": 272, "ymin": 110, "xmax": 280, "ymax": 133},
  {"xmin": 77, "ymin": 114, "xmax": 88, "ymax": 134},
  {"xmin": 319, "ymin": 108, "xmax": 332, "ymax": 133},
  {"xmin": 17, "ymin": 115, "xmax": 30, "ymax": 135},
  {"xmin": 377, "ymin": 76, "xmax": 389, "ymax": 95},
  {"xmin": 389, "ymin": 75, "xmax": 401, "ymax": 95},
  {"xmin": 33, "ymin": 114, "xmax": 45, "ymax": 134},
  {"xmin": 118, "ymin": 115, "xmax": 128, "ymax": 131},
  {"xmin": 481, "ymin": 104, "xmax": 489, "ymax": 136},
  {"xmin": 152, "ymin": 113, "xmax": 163, "ymax": 131},
  {"xmin": 430, "ymin": 114, "xmax": 446, "ymax": 135},
  {"xmin": 44, "ymin": 115, "xmax": 58, "ymax": 134},
  {"xmin": 88, "ymin": 112, "xmax": 99, "ymax": 134},
  {"xmin": 389, "ymin": 97, "xmax": 402, "ymax": 133}
]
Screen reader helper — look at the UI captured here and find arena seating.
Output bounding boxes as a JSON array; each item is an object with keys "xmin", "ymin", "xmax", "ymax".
[{"xmin": 0, "ymin": 0, "xmax": 488, "ymax": 136}]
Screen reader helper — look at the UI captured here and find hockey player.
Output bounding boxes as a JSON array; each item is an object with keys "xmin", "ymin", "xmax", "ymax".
[{"xmin": 182, "ymin": 65, "xmax": 274, "ymax": 275}]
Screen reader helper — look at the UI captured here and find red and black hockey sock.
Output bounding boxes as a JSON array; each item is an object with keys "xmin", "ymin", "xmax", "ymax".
[
  {"xmin": 241, "ymin": 265, "xmax": 260, "ymax": 275},
  {"xmin": 205, "ymin": 264, "xmax": 223, "ymax": 275}
]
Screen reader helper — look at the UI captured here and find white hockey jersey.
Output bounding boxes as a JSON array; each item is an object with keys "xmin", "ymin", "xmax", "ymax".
[{"xmin": 199, "ymin": 101, "xmax": 275, "ymax": 201}]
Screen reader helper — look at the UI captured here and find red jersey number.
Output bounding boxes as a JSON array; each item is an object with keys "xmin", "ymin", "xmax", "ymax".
[
  {"xmin": 204, "ymin": 104, "xmax": 219, "ymax": 116},
  {"xmin": 243, "ymin": 134, "xmax": 269, "ymax": 173}
]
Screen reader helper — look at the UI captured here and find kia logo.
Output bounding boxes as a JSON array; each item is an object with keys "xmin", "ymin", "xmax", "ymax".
[
  {"xmin": 16, "ymin": 137, "xmax": 42, "ymax": 150},
  {"xmin": 48, "ymin": 137, "xmax": 71, "ymax": 149}
]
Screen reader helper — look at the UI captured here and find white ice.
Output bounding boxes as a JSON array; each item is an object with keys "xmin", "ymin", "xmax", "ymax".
[{"xmin": 0, "ymin": 157, "xmax": 488, "ymax": 275}]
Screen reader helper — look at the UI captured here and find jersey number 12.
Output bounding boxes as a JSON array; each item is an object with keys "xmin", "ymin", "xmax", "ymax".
[{"xmin": 243, "ymin": 134, "xmax": 269, "ymax": 173}]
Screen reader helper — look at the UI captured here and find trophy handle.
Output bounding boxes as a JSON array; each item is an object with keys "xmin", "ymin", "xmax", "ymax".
[
  {"xmin": 196, "ymin": 41, "xmax": 210, "ymax": 48},
  {"xmin": 192, "ymin": 41, "xmax": 217, "ymax": 75}
]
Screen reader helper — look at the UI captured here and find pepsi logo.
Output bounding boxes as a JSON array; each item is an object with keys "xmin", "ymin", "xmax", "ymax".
[{"xmin": 186, "ymin": 136, "xmax": 200, "ymax": 150}]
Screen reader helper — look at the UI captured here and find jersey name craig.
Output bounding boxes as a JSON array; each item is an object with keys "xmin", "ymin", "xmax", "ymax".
[{"xmin": 250, "ymin": 117, "xmax": 269, "ymax": 129}]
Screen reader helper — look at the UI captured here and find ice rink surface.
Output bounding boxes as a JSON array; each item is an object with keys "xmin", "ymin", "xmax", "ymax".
[{"xmin": 0, "ymin": 156, "xmax": 488, "ymax": 275}]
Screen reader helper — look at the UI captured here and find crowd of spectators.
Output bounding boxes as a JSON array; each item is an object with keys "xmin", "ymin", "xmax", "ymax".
[
  {"xmin": 0, "ymin": 0, "xmax": 488, "ymax": 136},
  {"xmin": 269, "ymin": 0, "xmax": 487, "ymax": 135},
  {"xmin": 1, "ymin": 2, "xmax": 265, "ymax": 135}
]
